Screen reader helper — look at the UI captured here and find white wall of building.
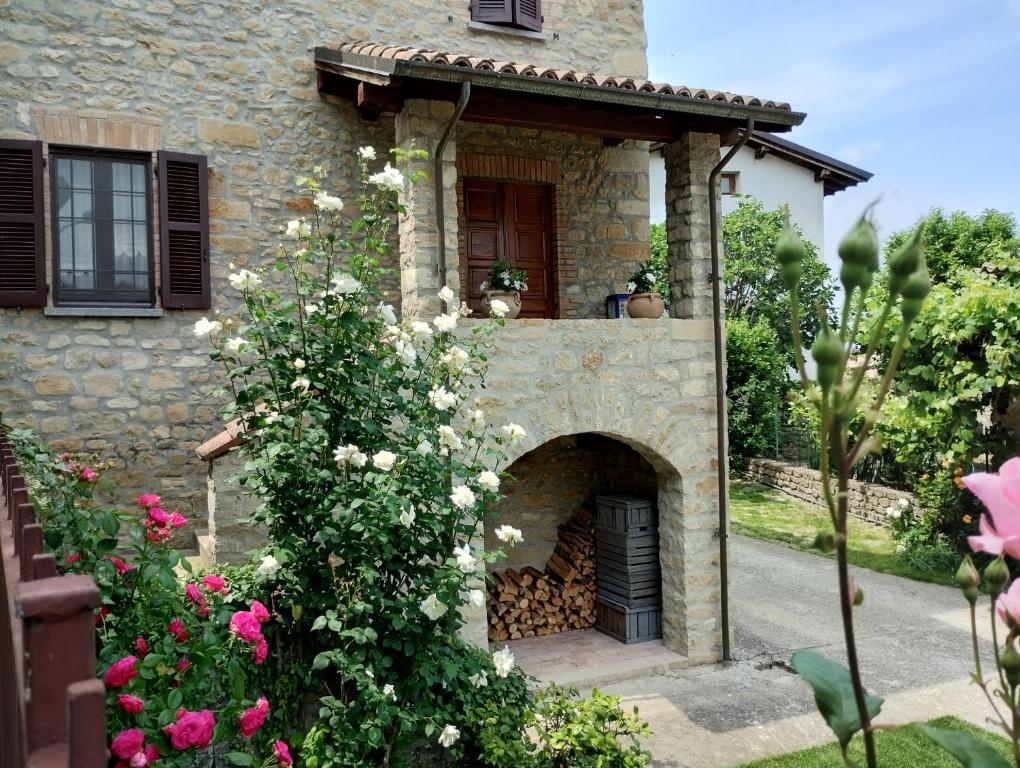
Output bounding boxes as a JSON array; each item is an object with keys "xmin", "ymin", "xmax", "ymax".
[{"xmin": 650, "ymin": 145, "xmax": 827, "ymax": 252}]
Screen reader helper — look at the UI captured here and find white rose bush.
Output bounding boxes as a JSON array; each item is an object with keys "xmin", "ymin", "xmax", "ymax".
[{"xmin": 200, "ymin": 149, "xmax": 540, "ymax": 766}]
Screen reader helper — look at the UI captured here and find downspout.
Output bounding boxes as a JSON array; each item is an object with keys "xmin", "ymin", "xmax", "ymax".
[
  {"xmin": 435, "ymin": 81, "xmax": 472, "ymax": 309},
  {"xmin": 710, "ymin": 118, "xmax": 753, "ymax": 662}
]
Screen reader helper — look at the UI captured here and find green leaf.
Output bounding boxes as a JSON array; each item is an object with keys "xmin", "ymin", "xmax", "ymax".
[
  {"xmin": 167, "ymin": 687, "xmax": 183, "ymax": 710},
  {"xmin": 226, "ymin": 752, "xmax": 256, "ymax": 766},
  {"xmin": 918, "ymin": 725, "xmax": 1011, "ymax": 768},
  {"xmin": 312, "ymin": 652, "xmax": 331, "ymax": 671},
  {"xmin": 790, "ymin": 650, "xmax": 883, "ymax": 749},
  {"xmin": 311, "ymin": 615, "xmax": 327, "ymax": 631}
]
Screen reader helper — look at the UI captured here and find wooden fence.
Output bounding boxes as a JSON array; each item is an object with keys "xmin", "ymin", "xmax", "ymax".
[{"xmin": 0, "ymin": 423, "xmax": 106, "ymax": 767}]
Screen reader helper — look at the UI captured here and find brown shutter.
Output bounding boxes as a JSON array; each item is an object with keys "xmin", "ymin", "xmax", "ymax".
[
  {"xmin": 472, "ymin": 0, "xmax": 514, "ymax": 23},
  {"xmin": 158, "ymin": 151, "xmax": 210, "ymax": 309},
  {"xmin": 0, "ymin": 140, "xmax": 46, "ymax": 308},
  {"xmin": 514, "ymin": 0, "xmax": 542, "ymax": 30}
]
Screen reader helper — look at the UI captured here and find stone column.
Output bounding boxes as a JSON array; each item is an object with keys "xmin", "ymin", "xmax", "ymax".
[
  {"xmin": 663, "ymin": 133, "xmax": 720, "ymax": 320},
  {"xmin": 394, "ymin": 99, "xmax": 460, "ymax": 320}
]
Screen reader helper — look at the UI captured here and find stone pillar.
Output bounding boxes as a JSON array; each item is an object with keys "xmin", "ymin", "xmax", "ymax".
[
  {"xmin": 206, "ymin": 452, "xmax": 266, "ymax": 564},
  {"xmin": 663, "ymin": 133, "xmax": 720, "ymax": 319},
  {"xmin": 394, "ymin": 100, "xmax": 460, "ymax": 319}
]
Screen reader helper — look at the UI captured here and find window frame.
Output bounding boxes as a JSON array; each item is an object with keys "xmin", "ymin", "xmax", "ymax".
[
  {"xmin": 720, "ymin": 172, "xmax": 739, "ymax": 196},
  {"xmin": 48, "ymin": 146, "xmax": 156, "ymax": 308}
]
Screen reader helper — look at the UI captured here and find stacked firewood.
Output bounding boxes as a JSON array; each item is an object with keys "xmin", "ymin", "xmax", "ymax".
[{"xmin": 487, "ymin": 508, "xmax": 597, "ymax": 641}]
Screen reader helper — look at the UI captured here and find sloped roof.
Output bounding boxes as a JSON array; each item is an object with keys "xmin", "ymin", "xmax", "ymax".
[{"xmin": 324, "ymin": 41, "xmax": 795, "ymax": 113}]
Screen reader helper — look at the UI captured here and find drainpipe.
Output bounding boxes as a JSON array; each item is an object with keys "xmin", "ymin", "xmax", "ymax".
[
  {"xmin": 710, "ymin": 118, "xmax": 753, "ymax": 662},
  {"xmin": 435, "ymin": 82, "xmax": 472, "ymax": 309}
]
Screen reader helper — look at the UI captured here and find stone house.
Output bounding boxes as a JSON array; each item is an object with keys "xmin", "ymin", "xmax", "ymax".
[{"xmin": 0, "ymin": 1, "xmax": 801, "ymax": 664}]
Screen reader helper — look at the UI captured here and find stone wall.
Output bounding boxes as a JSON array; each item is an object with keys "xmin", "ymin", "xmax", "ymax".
[
  {"xmin": 470, "ymin": 318, "xmax": 722, "ymax": 663},
  {"xmin": 0, "ymin": 0, "xmax": 646, "ymax": 519},
  {"xmin": 743, "ymin": 458, "xmax": 917, "ymax": 525},
  {"xmin": 456, "ymin": 126, "xmax": 651, "ymax": 318},
  {"xmin": 485, "ymin": 434, "xmax": 657, "ymax": 571}
]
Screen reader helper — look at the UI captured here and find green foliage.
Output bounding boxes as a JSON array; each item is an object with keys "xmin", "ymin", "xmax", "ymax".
[
  {"xmin": 726, "ymin": 318, "xmax": 789, "ymax": 465},
  {"xmin": 483, "ymin": 258, "xmax": 528, "ymax": 293},
  {"xmin": 919, "ymin": 725, "xmax": 1012, "ymax": 768},
  {"xmin": 789, "ymin": 651, "xmax": 884, "ymax": 755},
  {"xmin": 627, "ymin": 250, "xmax": 669, "ymax": 301},
  {"xmin": 721, "ymin": 198, "xmax": 834, "ymax": 352}
]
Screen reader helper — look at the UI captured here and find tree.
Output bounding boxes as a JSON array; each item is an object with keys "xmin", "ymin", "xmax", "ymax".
[
  {"xmin": 725, "ymin": 318, "xmax": 789, "ymax": 466},
  {"xmin": 722, "ymin": 198, "xmax": 834, "ymax": 353}
]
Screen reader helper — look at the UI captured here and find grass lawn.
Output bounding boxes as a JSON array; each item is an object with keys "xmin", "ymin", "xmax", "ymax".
[
  {"xmin": 735, "ymin": 716, "xmax": 1011, "ymax": 767},
  {"xmin": 730, "ymin": 479, "xmax": 957, "ymax": 587}
]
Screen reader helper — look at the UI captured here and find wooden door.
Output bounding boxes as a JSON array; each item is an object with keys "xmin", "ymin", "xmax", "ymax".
[{"xmin": 463, "ymin": 179, "xmax": 554, "ymax": 318}]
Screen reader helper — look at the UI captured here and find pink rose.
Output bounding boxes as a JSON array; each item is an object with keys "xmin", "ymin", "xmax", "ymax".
[
  {"xmin": 128, "ymin": 744, "xmax": 159, "ymax": 768},
  {"xmin": 251, "ymin": 600, "xmax": 270, "ymax": 623},
  {"xmin": 185, "ymin": 583, "xmax": 205, "ymax": 607},
  {"xmin": 999, "ymin": 580, "xmax": 1020, "ymax": 627},
  {"xmin": 273, "ymin": 741, "xmax": 293, "ymax": 766},
  {"xmin": 148, "ymin": 507, "xmax": 170, "ymax": 526},
  {"xmin": 169, "ymin": 512, "xmax": 187, "ymax": 528},
  {"xmin": 107, "ymin": 556, "xmax": 132, "ymax": 576},
  {"xmin": 165, "ymin": 708, "xmax": 216, "ymax": 750},
  {"xmin": 95, "ymin": 605, "xmax": 110, "ymax": 625},
  {"xmin": 253, "ymin": 635, "xmax": 268, "ymax": 665},
  {"xmin": 202, "ymin": 575, "xmax": 228, "ymax": 594},
  {"xmin": 238, "ymin": 697, "xmax": 269, "ymax": 738},
  {"xmin": 65, "ymin": 552, "xmax": 80, "ymax": 564},
  {"xmin": 111, "ymin": 728, "xmax": 145, "ymax": 758},
  {"xmin": 176, "ymin": 659, "xmax": 191, "ymax": 674},
  {"xmin": 966, "ymin": 457, "xmax": 1020, "ymax": 558},
  {"xmin": 80, "ymin": 466, "xmax": 97, "ymax": 482},
  {"xmin": 168, "ymin": 618, "xmax": 189, "ymax": 643},
  {"xmin": 103, "ymin": 655, "xmax": 138, "ymax": 688},
  {"xmin": 117, "ymin": 694, "xmax": 145, "ymax": 714},
  {"xmin": 229, "ymin": 611, "xmax": 263, "ymax": 643},
  {"xmin": 138, "ymin": 494, "xmax": 161, "ymax": 508},
  {"xmin": 134, "ymin": 637, "xmax": 148, "ymax": 657}
]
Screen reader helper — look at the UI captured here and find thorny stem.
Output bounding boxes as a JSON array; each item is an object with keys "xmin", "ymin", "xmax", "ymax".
[{"xmin": 969, "ymin": 601, "xmax": 1012, "ymax": 735}]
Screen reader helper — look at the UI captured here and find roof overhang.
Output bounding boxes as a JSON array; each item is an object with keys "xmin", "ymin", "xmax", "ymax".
[{"xmin": 314, "ymin": 46, "xmax": 805, "ymax": 143}]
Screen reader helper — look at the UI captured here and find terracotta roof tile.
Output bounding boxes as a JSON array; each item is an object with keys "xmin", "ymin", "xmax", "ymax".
[{"xmin": 324, "ymin": 41, "xmax": 793, "ymax": 112}]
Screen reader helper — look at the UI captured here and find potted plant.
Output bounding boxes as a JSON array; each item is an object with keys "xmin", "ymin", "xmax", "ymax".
[
  {"xmin": 481, "ymin": 258, "xmax": 527, "ymax": 319},
  {"xmin": 626, "ymin": 263, "xmax": 666, "ymax": 318}
]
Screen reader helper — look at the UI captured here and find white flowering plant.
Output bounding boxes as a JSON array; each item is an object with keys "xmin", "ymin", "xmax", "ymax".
[
  {"xmin": 626, "ymin": 262, "xmax": 666, "ymax": 298},
  {"xmin": 481, "ymin": 258, "xmax": 528, "ymax": 293},
  {"xmin": 200, "ymin": 148, "xmax": 537, "ymax": 766}
]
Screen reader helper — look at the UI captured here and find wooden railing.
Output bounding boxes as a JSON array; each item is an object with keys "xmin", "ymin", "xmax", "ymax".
[{"xmin": 0, "ymin": 422, "xmax": 106, "ymax": 768}]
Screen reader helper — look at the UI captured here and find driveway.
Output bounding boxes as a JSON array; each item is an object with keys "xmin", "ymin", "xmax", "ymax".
[{"xmin": 602, "ymin": 534, "xmax": 999, "ymax": 767}]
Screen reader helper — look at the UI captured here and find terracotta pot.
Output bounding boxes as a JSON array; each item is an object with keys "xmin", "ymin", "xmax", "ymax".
[
  {"xmin": 627, "ymin": 292, "xmax": 665, "ymax": 319},
  {"xmin": 481, "ymin": 290, "xmax": 522, "ymax": 319}
]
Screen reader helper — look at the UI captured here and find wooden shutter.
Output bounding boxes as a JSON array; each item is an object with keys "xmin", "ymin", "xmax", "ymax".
[
  {"xmin": 0, "ymin": 140, "xmax": 46, "ymax": 308},
  {"xmin": 514, "ymin": 0, "xmax": 543, "ymax": 31},
  {"xmin": 472, "ymin": 0, "xmax": 514, "ymax": 23},
  {"xmin": 158, "ymin": 151, "xmax": 209, "ymax": 309}
]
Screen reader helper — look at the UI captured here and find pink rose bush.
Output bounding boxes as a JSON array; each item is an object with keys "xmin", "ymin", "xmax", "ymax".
[
  {"xmin": 239, "ymin": 697, "xmax": 270, "ymax": 738},
  {"xmin": 110, "ymin": 728, "xmax": 159, "ymax": 767},
  {"xmin": 165, "ymin": 708, "xmax": 216, "ymax": 750},
  {"xmin": 965, "ymin": 457, "xmax": 1020, "ymax": 558}
]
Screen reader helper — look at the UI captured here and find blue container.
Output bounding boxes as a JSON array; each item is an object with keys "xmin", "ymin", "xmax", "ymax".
[{"xmin": 605, "ymin": 293, "xmax": 631, "ymax": 318}]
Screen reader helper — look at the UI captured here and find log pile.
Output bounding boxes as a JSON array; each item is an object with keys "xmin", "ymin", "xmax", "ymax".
[{"xmin": 487, "ymin": 508, "xmax": 596, "ymax": 641}]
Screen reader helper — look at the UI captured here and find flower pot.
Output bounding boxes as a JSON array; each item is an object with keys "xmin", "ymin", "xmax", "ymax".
[
  {"xmin": 481, "ymin": 290, "xmax": 522, "ymax": 319},
  {"xmin": 627, "ymin": 292, "xmax": 665, "ymax": 319}
]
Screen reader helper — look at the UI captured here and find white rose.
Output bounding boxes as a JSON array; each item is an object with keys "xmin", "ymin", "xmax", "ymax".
[
  {"xmin": 378, "ymin": 302, "xmax": 397, "ymax": 325},
  {"xmin": 438, "ymin": 425, "xmax": 463, "ymax": 450},
  {"xmin": 399, "ymin": 507, "xmax": 416, "ymax": 528},
  {"xmin": 368, "ymin": 163, "xmax": 405, "ymax": 192},
  {"xmin": 257, "ymin": 554, "xmax": 280, "ymax": 578},
  {"xmin": 492, "ymin": 645, "xmax": 515, "ymax": 678},
  {"xmin": 305, "ymin": 302, "xmax": 320, "ymax": 316},
  {"xmin": 416, "ymin": 440, "xmax": 434, "ymax": 456},
  {"xmin": 398, "ymin": 342, "xmax": 417, "ymax": 367},
  {"xmin": 457, "ymin": 301, "xmax": 472, "ymax": 317},
  {"xmin": 489, "ymin": 299, "xmax": 509, "ymax": 318},
  {"xmin": 466, "ymin": 408, "xmax": 485, "ymax": 432},
  {"xmin": 469, "ymin": 672, "xmax": 488, "ymax": 688},
  {"xmin": 382, "ymin": 683, "xmax": 396, "ymax": 700},
  {"xmin": 501, "ymin": 423, "xmax": 526, "ymax": 443},
  {"xmin": 411, "ymin": 321, "xmax": 433, "ymax": 338},
  {"xmin": 898, "ymin": 498, "xmax": 910, "ymax": 510},
  {"xmin": 225, "ymin": 336, "xmax": 247, "ymax": 353},
  {"xmin": 334, "ymin": 444, "xmax": 368, "ymax": 468},
  {"xmin": 626, "ymin": 281, "xmax": 637, "ymax": 293},
  {"xmin": 477, "ymin": 471, "xmax": 500, "ymax": 493},
  {"xmin": 885, "ymin": 506, "xmax": 896, "ymax": 518},
  {"xmin": 468, "ymin": 589, "xmax": 486, "ymax": 608},
  {"xmin": 420, "ymin": 593, "xmax": 448, "ymax": 621},
  {"xmin": 372, "ymin": 450, "xmax": 397, "ymax": 472},
  {"xmin": 313, "ymin": 190, "xmax": 344, "ymax": 212},
  {"xmin": 438, "ymin": 725, "xmax": 460, "ymax": 748},
  {"xmin": 450, "ymin": 485, "xmax": 476, "ymax": 510},
  {"xmin": 433, "ymin": 313, "xmax": 458, "ymax": 332},
  {"xmin": 441, "ymin": 346, "xmax": 469, "ymax": 371},
  {"xmin": 438, "ymin": 285, "xmax": 455, "ymax": 303},
  {"xmin": 892, "ymin": 509, "xmax": 902, "ymax": 520},
  {"xmin": 284, "ymin": 218, "xmax": 311, "ymax": 238},
  {"xmin": 494, "ymin": 525, "xmax": 523, "ymax": 545},
  {"xmin": 453, "ymin": 543, "xmax": 477, "ymax": 573},
  {"xmin": 428, "ymin": 386, "xmax": 458, "ymax": 411},
  {"xmin": 193, "ymin": 317, "xmax": 222, "ymax": 337},
  {"xmin": 228, "ymin": 269, "xmax": 262, "ymax": 291},
  {"xmin": 358, "ymin": 146, "xmax": 377, "ymax": 161},
  {"xmin": 293, "ymin": 358, "xmax": 306, "ymax": 370},
  {"xmin": 330, "ymin": 273, "xmax": 362, "ymax": 295},
  {"xmin": 290, "ymin": 377, "xmax": 310, "ymax": 393}
]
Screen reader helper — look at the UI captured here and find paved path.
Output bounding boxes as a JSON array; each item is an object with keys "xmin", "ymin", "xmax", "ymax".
[{"xmin": 602, "ymin": 534, "xmax": 1001, "ymax": 767}]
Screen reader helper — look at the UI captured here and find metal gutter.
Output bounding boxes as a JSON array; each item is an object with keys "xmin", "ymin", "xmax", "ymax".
[
  {"xmin": 435, "ymin": 81, "xmax": 471, "ymax": 310},
  {"xmin": 314, "ymin": 47, "xmax": 805, "ymax": 130},
  {"xmin": 709, "ymin": 119, "xmax": 754, "ymax": 663}
]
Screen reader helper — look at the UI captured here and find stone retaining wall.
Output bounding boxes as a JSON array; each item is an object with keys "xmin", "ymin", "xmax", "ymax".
[{"xmin": 743, "ymin": 458, "xmax": 916, "ymax": 525}]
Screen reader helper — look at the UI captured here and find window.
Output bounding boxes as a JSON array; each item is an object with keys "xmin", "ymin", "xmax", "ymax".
[
  {"xmin": 470, "ymin": 0, "xmax": 543, "ymax": 32},
  {"xmin": 0, "ymin": 140, "xmax": 210, "ymax": 311},
  {"xmin": 720, "ymin": 172, "xmax": 738, "ymax": 195},
  {"xmin": 51, "ymin": 150, "xmax": 154, "ymax": 305}
]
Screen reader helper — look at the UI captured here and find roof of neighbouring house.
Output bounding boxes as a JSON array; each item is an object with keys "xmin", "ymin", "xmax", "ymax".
[
  {"xmin": 315, "ymin": 42, "xmax": 805, "ymax": 140},
  {"xmin": 651, "ymin": 131, "xmax": 873, "ymax": 196}
]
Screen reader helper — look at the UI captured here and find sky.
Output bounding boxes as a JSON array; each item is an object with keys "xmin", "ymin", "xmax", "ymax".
[{"xmin": 645, "ymin": 0, "xmax": 1020, "ymax": 272}]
